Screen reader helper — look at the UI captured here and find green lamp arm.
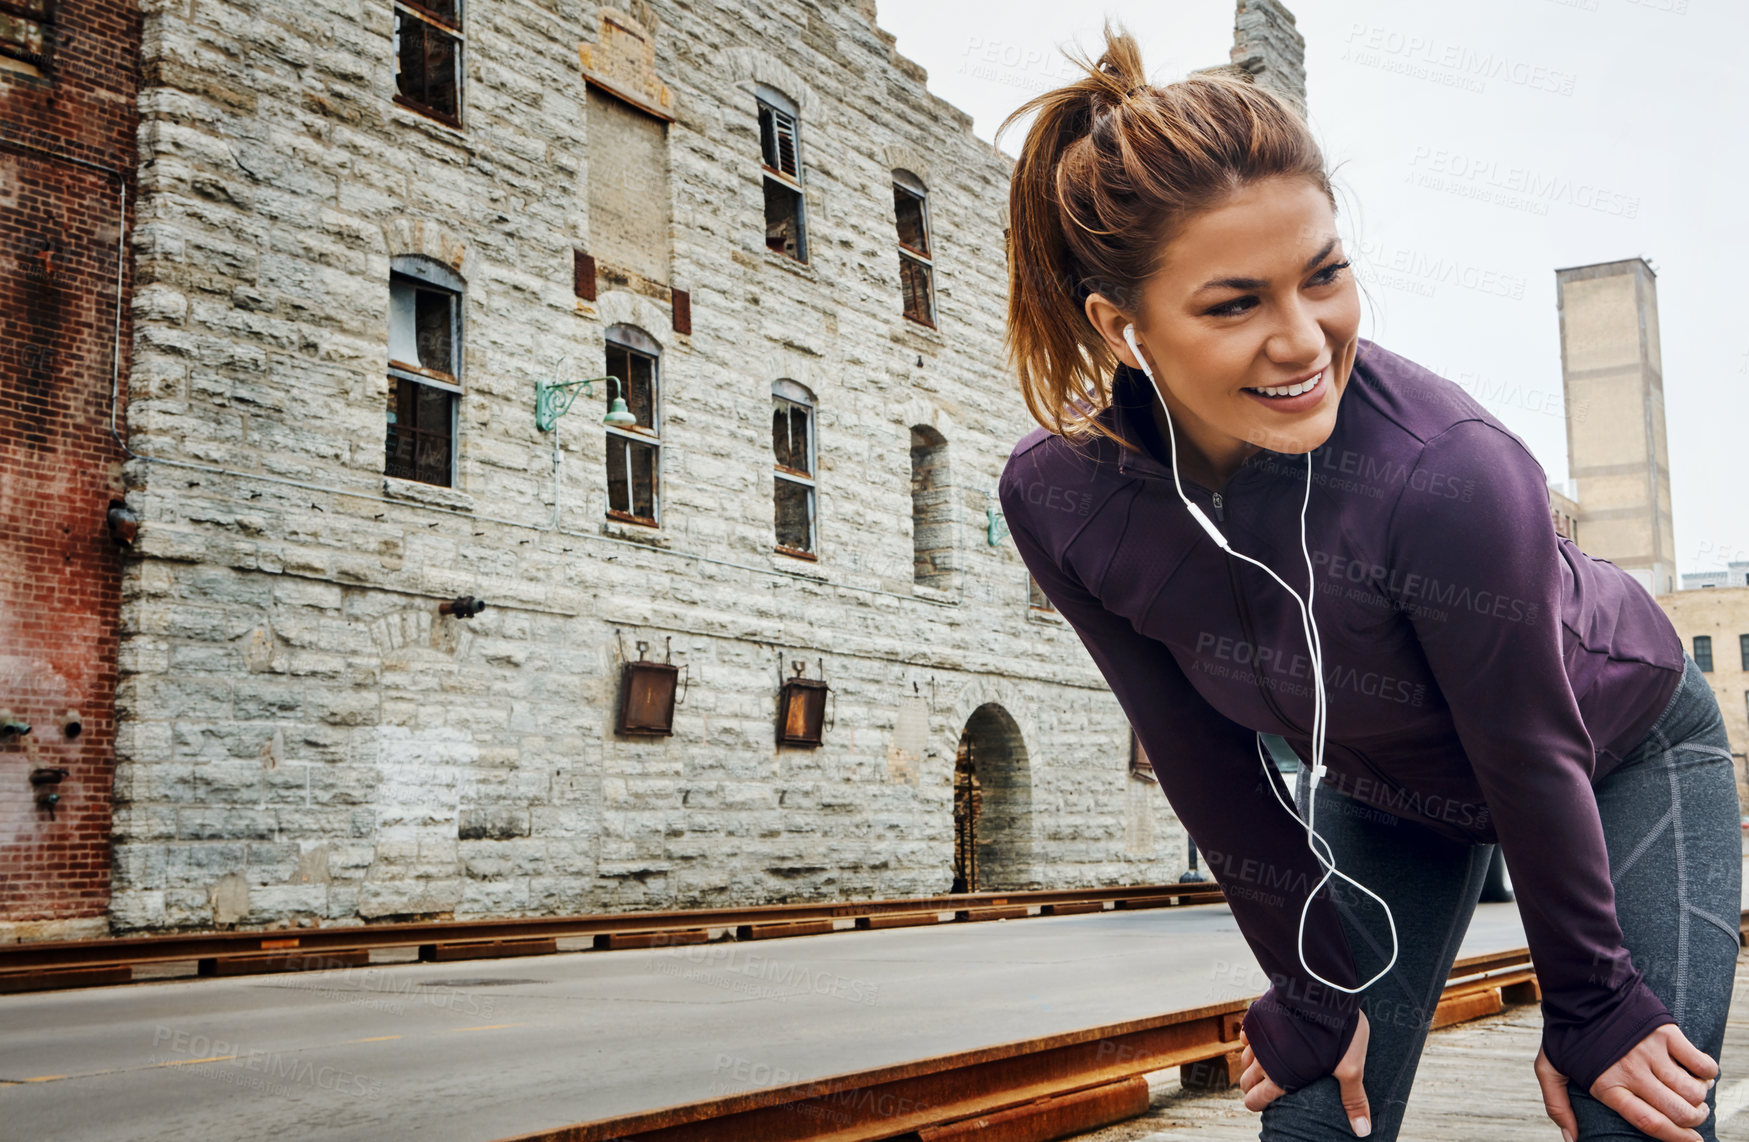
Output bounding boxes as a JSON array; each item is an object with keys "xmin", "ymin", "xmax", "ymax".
[{"xmin": 536, "ymin": 374, "xmax": 623, "ymax": 432}]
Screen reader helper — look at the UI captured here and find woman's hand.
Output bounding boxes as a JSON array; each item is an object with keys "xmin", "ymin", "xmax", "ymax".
[
  {"xmin": 1534, "ymin": 1024, "xmax": 1717, "ymax": 1142},
  {"xmin": 1238, "ymin": 1009, "xmax": 1374, "ymax": 1136}
]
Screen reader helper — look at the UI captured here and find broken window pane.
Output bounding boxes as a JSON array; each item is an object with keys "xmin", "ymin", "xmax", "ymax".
[
  {"xmin": 894, "ymin": 185, "xmax": 929, "ymax": 255},
  {"xmin": 771, "ymin": 399, "xmax": 810, "ymax": 475},
  {"xmin": 386, "ymin": 265, "xmax": 461, "ymax": 487},
  {"xmin": 894, "ymin": 178, "xmax": 934, "ymax": 325},
  {"xmin": 758, "ymin": 103, "xmax": 799, "ymax": 178},
  {"xmin": 414, "ymin": 287, "xmax": 453, "ymax": 374},
  {"xmin": 604, "ymin": 336, "xmax": 659, "ymax": 524},
  {"xmin": 607, "ymin": 433, "xmax": 657, "ymax": 520},
  {"xmin": 899, "ymin": 255, "xmax": 934, "ymax": 326},
  {"xmin": 774, "ymin": 476, "xmax": 813, "ymax": 553},
  {"xmin": 756, "ymin": 96, "xmax": 806, "ymax": 261},
  {"xmin": 389, "ymin": 275, "xmax": 458, "ymax": 378},
  {"xmin": 605, "ymin": 342, "xmax": 655, "ymax": 432},
  {"xmin": 385, "ymin": 376, "xmax": 455, "ymax": 486},
  {"xmin": 764, "ymin": 179, "xmax": 805, "ymax": 261},
  {"xmin": 394, "ymin": 5, "xmax": 461, "ymax": 123}
]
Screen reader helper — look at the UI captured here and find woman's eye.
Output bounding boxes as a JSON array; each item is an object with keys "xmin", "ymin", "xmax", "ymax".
[{"xmin": 1205, "ymin": 260, "xmax": 1350, "ymax": 317}]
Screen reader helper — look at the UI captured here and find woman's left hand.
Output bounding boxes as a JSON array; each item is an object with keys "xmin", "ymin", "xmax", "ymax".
[
  {"xmin": 1534, "ymin": 1024, "xmax": 1717, "ymax": 1142},
  {"xmin": 1239, "ymin": 1010, "xmax": 1374, "ymax": 1136}
]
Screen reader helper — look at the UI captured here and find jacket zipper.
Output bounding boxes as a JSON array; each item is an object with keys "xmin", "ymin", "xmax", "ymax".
[{"xmin": 1211, "ymin": 489, "xmax": 1312, "ymax": 740}]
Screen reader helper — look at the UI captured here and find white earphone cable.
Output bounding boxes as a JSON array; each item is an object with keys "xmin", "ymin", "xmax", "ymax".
[{"xmin": 1122, "ymin": 325, "xmax": 1396, "ymax": 995}]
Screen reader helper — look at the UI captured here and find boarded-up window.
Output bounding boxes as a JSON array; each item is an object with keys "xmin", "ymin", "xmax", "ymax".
[
  {"xmin": 393, "ymin": 1, "xmax": 463, "ymax": 127},
  {"xmin": 605, "ymin": 329, "xmax": 660, "ymax": 525},
  {"xmin": 587, "ymin": 86, "xmax": 672, "ymax": 285},
  {"xmin": 910, "ymin": 425, "xmax": 952, "ymax": 588},
  {"xmin": 773, "ymin": 379, "xmax": 816, "ymax": 556}
]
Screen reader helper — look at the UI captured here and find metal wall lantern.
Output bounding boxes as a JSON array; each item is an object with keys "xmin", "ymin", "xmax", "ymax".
[
  {"xmin": 984, "ymin": 488, "xmax": 1010, "ymax": 547},
  {"xmin": 616, "ymin": 638, "xmax": 687, "ymax": 736},
  {"xmin": 777, "ymin": 657, "xmax": 831, "ymax": 747},
  {"xmin": 534, "ymin": 357, "xmax": 637, "ymax": 432}
]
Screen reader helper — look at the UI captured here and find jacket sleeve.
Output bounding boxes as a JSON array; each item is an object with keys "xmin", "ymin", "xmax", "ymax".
[
  {"xmin": 999, "ymin": 468, "xmax": 1361, "ymax": 1093},
  {"xmin": 1382, "ymin": 419, "xmax": 1675, "ymax": 1092}
]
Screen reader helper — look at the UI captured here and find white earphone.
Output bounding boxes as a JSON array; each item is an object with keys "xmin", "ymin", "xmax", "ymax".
[{"xmin": 1122, "ymin": 323, "xmax": 1397, "ymax": 995}]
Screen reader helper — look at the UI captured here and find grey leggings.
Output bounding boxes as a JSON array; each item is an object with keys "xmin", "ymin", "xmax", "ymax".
[{"xmin": 1258, "ymin": 653, "xmax": 1741, "ymax": 1140}]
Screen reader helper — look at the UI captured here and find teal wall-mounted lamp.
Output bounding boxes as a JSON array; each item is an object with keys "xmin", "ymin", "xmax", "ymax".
[
  {"xmin": 984, "ymin": 489, "xmax": 1010, "ymax": 546},
  {"xmin": 535, "ymin": 357, "xmax": 638, "ymax": 432}
]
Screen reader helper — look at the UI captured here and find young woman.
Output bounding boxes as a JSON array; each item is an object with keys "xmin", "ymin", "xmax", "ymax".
[{"xmin": 995, "ymin": 23, "xmax": 1739, "ymax": 1142}]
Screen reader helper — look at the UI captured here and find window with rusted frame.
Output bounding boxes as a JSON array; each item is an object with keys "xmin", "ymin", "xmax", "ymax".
[
  {"xmin": 605, "ymin": 329, "xmax": 660, "ymax": 525},
  {"xmin": 0, "ymin": 0, "xmax": 51, "ymax": 69},
  {"xmin": 893, "ymin": 170, "xmax": 935, "ymax": 326},
  {"xmin": 385, "ymin": 258, "xmax": 463, "ymax": 487},
  {"xmin": 756, "ymin": 86, "xmax": 807, "ymax": 262},
  {"xmin": 393, "ymin": 0, "xmax": 463, "ymax": 128},
  {"xmin": 772, "ymin": 379, "xmax": 816, "ymax": 557}
]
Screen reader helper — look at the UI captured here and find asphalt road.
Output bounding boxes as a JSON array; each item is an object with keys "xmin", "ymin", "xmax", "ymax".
[{"xmin": 0, "ymin": 900, "xmax": 1535, "ymax": 1142}]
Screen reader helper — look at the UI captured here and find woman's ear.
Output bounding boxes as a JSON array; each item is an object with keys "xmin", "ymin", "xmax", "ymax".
[{"xmin": 1083, "ymin": 291, "xmax": 1140, "ymax": 370}]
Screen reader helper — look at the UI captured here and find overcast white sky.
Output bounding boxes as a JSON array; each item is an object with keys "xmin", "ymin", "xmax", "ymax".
[{"xmin": 874, "ymin": 0, "xmax": 1747, "ymax": 582}]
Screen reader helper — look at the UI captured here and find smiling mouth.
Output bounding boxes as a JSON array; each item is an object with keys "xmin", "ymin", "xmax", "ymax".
[{"xmin": 1244, "ymin": 366, "xmax": 1327, "ymax": 398}]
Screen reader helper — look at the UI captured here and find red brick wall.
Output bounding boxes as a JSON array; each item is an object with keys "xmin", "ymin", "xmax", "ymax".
[{"xmin": 0, "ymin": 1, "xmax": 139, "ymax": 935}]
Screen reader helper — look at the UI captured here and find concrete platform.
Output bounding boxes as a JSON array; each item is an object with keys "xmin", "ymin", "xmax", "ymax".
[{"xmin": 1069, "ymin": 947, "xmax": 1749, "ymax": 1141}]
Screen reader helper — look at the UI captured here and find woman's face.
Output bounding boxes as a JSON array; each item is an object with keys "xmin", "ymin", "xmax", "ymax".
[{"xmin": 1085, "ymin": 175, "xmax": 1362, "ymax": 473}]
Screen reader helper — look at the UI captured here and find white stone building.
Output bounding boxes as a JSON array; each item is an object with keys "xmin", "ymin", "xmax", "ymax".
[{"xmin": 106, "ymin": 0, "xmax": 1293, "ymax": 931}]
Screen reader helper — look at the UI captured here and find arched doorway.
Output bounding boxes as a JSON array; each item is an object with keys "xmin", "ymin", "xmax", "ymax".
[{"xmin": 950, "ymin": 703, "xmax": 1033, "ymax": 892}]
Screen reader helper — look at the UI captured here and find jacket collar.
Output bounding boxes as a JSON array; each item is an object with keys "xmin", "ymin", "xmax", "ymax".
[{"xmin": 1105, "ymin": 361, "xmax": 1292, "ymax": 492}]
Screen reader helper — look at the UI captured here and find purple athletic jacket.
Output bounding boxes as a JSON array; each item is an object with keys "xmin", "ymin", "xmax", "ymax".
[{"xmin": 998, "ymin": 337, "xmax": 1686, "ymax": 1094}]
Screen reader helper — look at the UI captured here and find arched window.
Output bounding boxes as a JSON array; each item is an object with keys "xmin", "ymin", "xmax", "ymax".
[
  {"xmin": 772, "ymin": 378, "xmax": 816, "ymax": 556},
  {"xmin": 910, "ymin": 425, "xmax": 951, "ymax": 587},
  {"xmin": 756, "ymin": 84, "xmax": 807, "ymax": 262},
  {"xmin": 385, "ymin": 254, "xmax": 464, "ymax": 487},
  {"xmin": 605, "ymin": 323, "xmax": 661, "ymax": 525},
  {"xmin": 893, "ymin": 169, "xmax": 935, "ymax": 326}
]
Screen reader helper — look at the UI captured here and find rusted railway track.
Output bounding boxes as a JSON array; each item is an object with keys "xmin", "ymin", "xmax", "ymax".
[
  {"xmin": 483, "ymin": 913, "xmax": 1749, "ymax": 1142},
  {"xmin": 0, "ymin": 880, "xmax": 1226, "ymax": 994}
]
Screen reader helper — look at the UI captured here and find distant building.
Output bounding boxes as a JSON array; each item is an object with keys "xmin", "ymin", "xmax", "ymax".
[
  {"xmin": 1553, "ymin": 257, "xmax": 1676, "ymax": 597},
  {"xmin": 1682, "ymin": 564, "xmax": 1749, "ymax": 591},
  {"xmin": 1548, "ymin": 480, "xmax": 1580, "ymax": 545},
  {"xmin": 1653, "ymin": 586, "xmax": 1749, "ymax": 802},
  {"xmin": 1541, "ymin": 258, "xmax": 1743, "ymax": 796}
]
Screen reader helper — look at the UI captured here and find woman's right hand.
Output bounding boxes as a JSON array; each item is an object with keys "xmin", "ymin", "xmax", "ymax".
[
  {"xmin": 1240, "ymin": 1008, "xmax": 1375, "ymax": 1136},
  {"xmin": 1534, "ymin": 1024, "xmax": 1716, "ymax": 1142}
]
